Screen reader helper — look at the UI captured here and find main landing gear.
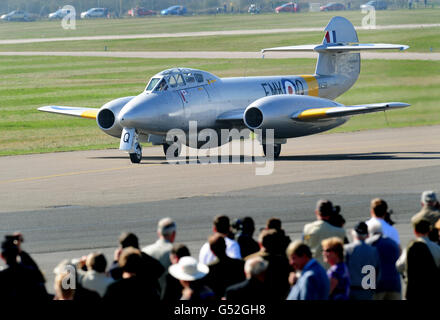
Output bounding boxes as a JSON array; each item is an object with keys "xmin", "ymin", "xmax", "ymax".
[
  {"xmin": 262, "ymin": 143, "xmax": 282, "ymax": 159},
  {"xmin": 162, "ymin": 142, "xmax": 182, "ymax": 158}
]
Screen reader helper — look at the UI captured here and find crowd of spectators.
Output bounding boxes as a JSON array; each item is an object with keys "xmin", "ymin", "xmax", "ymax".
[{"xmin": 1, "ymin": 190, "xmax": 440, "ymax": 302}]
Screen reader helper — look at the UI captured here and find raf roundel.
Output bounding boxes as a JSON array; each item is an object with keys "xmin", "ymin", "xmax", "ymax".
[{"xmin": 282, "ymin": 79, "xmax": 296, "ymax": 95}]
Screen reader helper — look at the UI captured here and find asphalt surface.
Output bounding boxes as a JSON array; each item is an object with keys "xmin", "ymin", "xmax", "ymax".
[
  {"xmin": 1, "ymin": 51, "xmax": 438, "ymax": 60},
  {"xmin": 0, "ymin": 23, "xmax": 439, "ymax": 44},
  {"xmin": 1, "ymin": 125, "xmax": 440, "ymax": 292}
]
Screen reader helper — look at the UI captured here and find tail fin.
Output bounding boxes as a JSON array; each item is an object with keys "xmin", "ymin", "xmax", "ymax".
[
  {"xmin": 316, "ymin": 16, "xmax": 360, "ymax": 93},
  {"xmin": 262, "ymin": 16, "xmax": 408, "ymax": 96}
]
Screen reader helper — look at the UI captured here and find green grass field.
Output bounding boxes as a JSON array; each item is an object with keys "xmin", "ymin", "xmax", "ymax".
[
  {"xmin": 1, "ymin": 55, "xmax": 439, "ymax": 156},
  {"xmin": 0, "ymin": 27, "xmax": 438, "ymax": 52},
  {"xmin": 0, "ymin": 9, "xmax": 439, "ymax": 40}
]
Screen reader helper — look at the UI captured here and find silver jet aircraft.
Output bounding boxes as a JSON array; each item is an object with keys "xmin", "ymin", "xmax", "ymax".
[{"xmin": 39, "ymin": 16, "xmax": 410, "ymax": 163}]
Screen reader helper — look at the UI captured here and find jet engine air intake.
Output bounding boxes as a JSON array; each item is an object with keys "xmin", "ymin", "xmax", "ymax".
[
  {"xmin": 97, "ymin": 109, "xmax": 115, "ymax": 129},
  {"xmin": 244, "ymin": 107, "xmax": 263, "ymax": 129}
]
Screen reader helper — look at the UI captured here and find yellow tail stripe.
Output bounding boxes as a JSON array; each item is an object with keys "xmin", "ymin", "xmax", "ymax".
[
  {"xmin": 297, "ymin": 107, "xmax": 332, "ymax": 120},
  {"xmin": 81, "ymin": 110, "xmax": 98, "ymax": 119},
  {"xmin": 300, "ymin": 75, "xmax": 319, "ymax": 97}
]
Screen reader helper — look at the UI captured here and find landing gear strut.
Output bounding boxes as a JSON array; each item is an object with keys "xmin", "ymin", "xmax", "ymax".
[{"xmin": 262, "ymin": 143, "xmax": 282, "ymax": 159}]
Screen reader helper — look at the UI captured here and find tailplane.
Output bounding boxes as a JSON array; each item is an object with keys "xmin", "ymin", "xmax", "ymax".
[{"xmin": 262, "ymin": 16, "xmax": 408, "ymax": 96}]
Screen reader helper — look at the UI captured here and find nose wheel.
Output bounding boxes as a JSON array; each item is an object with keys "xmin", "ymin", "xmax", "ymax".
[
  {"xmin": 262, "ymin": 143, "xmax": 281, "ymax": 159},
  {"xmin": 129, "ymin": 142, "xmax": 142, "ymax": 163}
]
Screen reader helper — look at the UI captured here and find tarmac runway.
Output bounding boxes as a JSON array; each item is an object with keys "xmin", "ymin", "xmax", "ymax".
[{"xmin": 1, "ymin": 125, "xmax": 440, "ymax": 292}]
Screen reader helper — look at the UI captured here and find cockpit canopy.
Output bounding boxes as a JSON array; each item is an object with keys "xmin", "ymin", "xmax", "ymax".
[{"xmin": 145, "ymin": 68, "xmax": 219, "ymax": 92}]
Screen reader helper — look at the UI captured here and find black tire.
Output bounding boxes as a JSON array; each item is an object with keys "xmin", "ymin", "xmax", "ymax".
[
  {"xmin": 129, "ymin": 143, "xmax": 142, "ymax": 163},
  {"xmin": 262, "ymin": 144, "xmax": 281, "ymax": 159},
  {"xmin": 163, "ymin": 143, "xmax": 181, "ymax": 158}
]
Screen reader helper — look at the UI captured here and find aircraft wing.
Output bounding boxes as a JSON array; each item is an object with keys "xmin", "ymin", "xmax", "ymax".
[
  {"xmin": 216, "ymin": 108, "xmax": 245, "ymax": 124},
  {"xmin": 292, "ymin": 102, "xmax": 410, "ymax": 121},
  {"xmin": 38, "ymin": 106, "xmax": 99, "ymax": 119}
]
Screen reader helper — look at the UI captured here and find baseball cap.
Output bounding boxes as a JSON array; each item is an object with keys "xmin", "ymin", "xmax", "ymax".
[
  {"xmin": 354, "ymin": 222, "xmax": 369, "ymax": 236},
  {"xmin": 421, "ymin": 191, "xmax": 437, "ymax": 205}
]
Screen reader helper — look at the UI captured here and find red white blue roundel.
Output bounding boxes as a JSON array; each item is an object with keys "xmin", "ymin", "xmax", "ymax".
[{"xmin": 282, "ymin": 79, "xmax": 296, "ymax": 95}]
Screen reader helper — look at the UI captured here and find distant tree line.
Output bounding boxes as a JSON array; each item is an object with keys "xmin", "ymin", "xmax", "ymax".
[{"xmin": 0, "ymin": 0, "xmax": 436, "ymax": 16}]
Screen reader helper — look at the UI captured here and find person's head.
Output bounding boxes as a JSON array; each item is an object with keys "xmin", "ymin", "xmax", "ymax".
[
  {"xmin": 435, "ymin": 219, "xmax": 440, "ymax": 239},
  {"xmin": 315, "ymin": 199, "xmax": 337, "ymax": 221},
  {"xmin": 170, "ymin": 243, "xmax": 191, "ymax": 265},
  {"xmin": 53, "ymin": 260, "xmax": 77, "ymax": 300},
  {"xmin": 241, "ymin": 217, "xmax": 255, "ymax": 236},
  {"xmin": 266, "ymin": 217, "xmax": 282, "ymax": 231},
  {"xmin": 85, "ymin": 252, "xmax": 107, "ymax": 273},
  {"xmin": 286, "ymin": 240, "xmax": 312, "ymax": 271},
  {"xmin": 1, "ymin": 239, "xmax": 19, "ymax": 265},
  {"xmin": 368, "ymin": 219, "xmax": 383, "ymax": 236},
  {"xmin": 370, "ymin": 198, "xmax": 388, "ymax": 219},
  {"xmin": 119, "ymin": 232, "xmax": 139, "ymax": 249},
  {"xmin": 413, "ymin": 219, "xmax": 431, "ymax": 237},
  {"xmin": 213, "ymin": 215, "xmax": 231, "ymax": 235},
  {"xmin": 351, "ymin": 221, "xmax": 369, "ymax": 241},
  {"xmin": 157, "ymin": 217, "xmax": 177, "ymax": 242},
  {"xmin": 421, "ymin": 191, "xmax": 438, "ymax": 208},
  {"xmin": 168, "ymin": 256, "xmax": 209, "ymax": 288},
  {"xmin": 209, "ymin": 233, "xmax": 227, "ymax": 258},
  {"xmin": 258, "ymin": 228, "xmax": 281, "ymax": 253},
  {"xmin": 244, "ymin": 256, "xmax": 268, "ymax": 282},
  {"xmin": 54, "ymin": 271, "xmax": 75, "ymax": 300},
  {"xmin": 118, "ymin": 247, "xmax": 142, "ymax": 277},
  {"xmin": 322, "ymin": 237, "xmax": 344, "ymax": 266}
]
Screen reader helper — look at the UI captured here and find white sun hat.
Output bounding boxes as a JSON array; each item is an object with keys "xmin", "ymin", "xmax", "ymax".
[{"xmin": 168, "ymin": 256, "xmax": 209, "ymax": 281}]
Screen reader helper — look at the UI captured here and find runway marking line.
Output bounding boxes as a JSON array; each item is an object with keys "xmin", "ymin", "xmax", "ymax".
[{"xmin": 0, "ymin": 164, "xmax": 160, "ymax": 185}]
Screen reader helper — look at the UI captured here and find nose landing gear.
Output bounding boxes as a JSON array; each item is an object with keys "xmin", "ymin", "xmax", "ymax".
[{"xmin": 129, "ymin": 142, "xmax": 142, "ymax": 163}]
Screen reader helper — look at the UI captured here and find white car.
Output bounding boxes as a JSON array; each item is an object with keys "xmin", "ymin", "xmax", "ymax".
[
  {"xmin": 1, "ymin": 10, "xmax": 31, "ymax": 21},
  {"xmin": 48, "ymin": 8, "xmax": 72, "ymax": 19},
  {"xmin": 80, "ymin": 8, "xmax": 108, "ymax": 19}
]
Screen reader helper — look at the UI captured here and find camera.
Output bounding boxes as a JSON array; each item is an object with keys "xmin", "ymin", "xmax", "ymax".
[
  {"xmin": 232, "ymin": 218, "xmax": 243, "ymax": 232},
  {"xmin": 4, "ymin": 234, "xmax": 24, "ymax": 244}
]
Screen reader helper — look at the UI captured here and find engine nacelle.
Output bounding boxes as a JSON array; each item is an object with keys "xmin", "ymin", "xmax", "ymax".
[
  {"xmin": 243, "ymin": 95, "xmax": 345, "ymax": 138},
  {"xmin": 96, "ymin": 96, "xmax": 136, "ymax": 138}
]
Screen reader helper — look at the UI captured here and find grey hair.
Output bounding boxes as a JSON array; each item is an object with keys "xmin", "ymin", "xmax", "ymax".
[
  {"xmin": 244, "ymin": 256, "xmax": 268, "ymax": 278},
  {"xmin": 158, "ymin": 217, "xmax": 176, "ymax": 236}
]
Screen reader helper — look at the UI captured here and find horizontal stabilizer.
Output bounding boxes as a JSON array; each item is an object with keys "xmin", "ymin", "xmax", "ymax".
[
  {"xmin": 262, "ymin": 43, "xmax": 409, "ymax": 53},
  {"xmin": 38, "ymin": 106, "xmax": 99, "ymax": 119},
  {"xmin": 292, "ymin": 102, "xmax": 410, "ymax": 120}
]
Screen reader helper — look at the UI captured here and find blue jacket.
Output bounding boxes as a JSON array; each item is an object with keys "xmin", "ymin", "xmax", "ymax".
[{"xmin": 287, "ymin": 259, "xmax": 329, "ymax": 300}]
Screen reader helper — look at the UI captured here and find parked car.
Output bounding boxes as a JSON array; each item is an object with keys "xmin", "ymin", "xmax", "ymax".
[
  {"xmin": 128, "ymin": 7, "xmax": 156, "ymax": 17},
  {"xmin": 48, "ymin": 8, "xmax": 72, "ymax": 19},
  {"xmin": 1, "ymin": 10, "xmax": 32, "ymax": 21},
  {"xmin": 360, "ymin": 0, "xmax": 388, "ymax": 10},
  {"xmin": 320, "ymin": 2, "xmax": 346, "ymax": 11},
  {"xmin": 80, "ymin": 8, "xmax": 108, "ymax": 19},
  {"xmin": 160, "ymin": 5, "xmax": 187, "ymax": 15},
  {"xmin": 275, "ymin": 2, "xmax": 298, "ymax": 13},
  {"xmin": 248, "ymin": 4, "xmax": 261, "ymax": 14}
]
